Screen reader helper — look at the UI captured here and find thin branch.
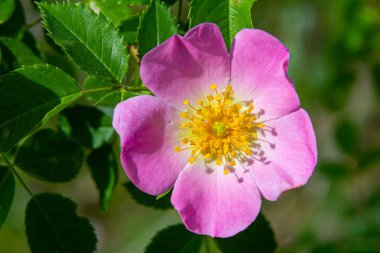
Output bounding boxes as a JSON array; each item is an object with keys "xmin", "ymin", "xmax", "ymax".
[
  {"xmin": 1, "ymin": 154, "xmax": 35, "ymax": 199},
  {"xmin": 177, "ymin": 0, "xmax": 183, "ymax": 25},
  {"xmin": 1, "ymin": 154, "xmax": 68, "ymax": 253}
]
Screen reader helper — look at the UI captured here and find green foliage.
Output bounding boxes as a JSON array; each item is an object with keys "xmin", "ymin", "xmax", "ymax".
[
  {"xmin": 0, "ymin": 37, "xmax": 43, "ymax": 70},
  {"xmin": 146, "ymin": 214, "xmax": 276, "ymax": 253},
  {"xmin": 39, "ymin": 2, "xmax": 129, "ymax": 83},
  {"xmin": 0, "ymin": 0, "xmax": 25, "ymax": 37},
  {"xmin": 317, "ymin": 161, "xmax": 350, "ymax": 179},
  {"xmin": 0, "ymin": 0, "xmax": 16, "ymax": 24},
  {"xmin": 124, "ymin": 0, "xmax": 150, "ymax": 5},
  {"xmin": 4, "ymin": 0, "xmax": 378, "ymax": 252},
  {"xmin": 335, "ymin": 118, "xmax": 360, "ymax": 156},
  {"xmin": 119, "ymin": 16, "xmax": 140, "ymax": 44},
  {"xmin": 138, "ymin": 0, "xmax": 177, "ymax": 57},
  {"xmin": 0, "ymin": 165, "xmax": 15, "ymax": 228},
  {"xmin": 25, "ymin": 193, "xmax": 97, "ymax": 253},
  {"xmin": 161, "ymin": 0, "xmax": 177, "ymax": 6},
  {"xmin": 145, "ymin": 224, "xmax": 203, "ymax": 253},
  {"xmin": 358, "ymin": 147, "xmax": 380, "ymax": 169},
  {"xmin": 0, "ymin": 64, "xmax": 81, "ymax": 153},
  {"xmin": 60, "ymin": 105, "xmax": 114, "ymax": 149},
  {"xmin": 124, "ymin": 182, "xmax": 172, "ymax": 209},
  {"xmin": 83, "ymin": 76, "xmax": 134, "ymax": 106},
  {"xmin": 189, "ymin": 0, "xmax": 255, "ymax": 50},
  {"xmin": 215, "ymin": 214, "xmax": 277, "ymax": 253},
  {"xmin": 14, "ymin": 129, "xmax": 84, "ymax": 183},
  {"xmin": 87, "ymin": 144, "xmax": 118, "ymax": 211},
  {"xmin": 86, "ymin": 0, "xmax": 133, "ymax": 26}
]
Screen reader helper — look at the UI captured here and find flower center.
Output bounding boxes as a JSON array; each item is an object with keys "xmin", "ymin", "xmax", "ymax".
[
  {"xmin": 174, "ymin": 84, "xmax": 265, "ymax": 174},
  {"xmin": 212, "ymin": 121, "xmax": 227, "ymax": 137}
]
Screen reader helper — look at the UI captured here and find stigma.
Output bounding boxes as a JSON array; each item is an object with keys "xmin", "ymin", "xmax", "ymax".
[{"xmin": 174, "ymin": 84, "xmax": 265, "ymax": 174}]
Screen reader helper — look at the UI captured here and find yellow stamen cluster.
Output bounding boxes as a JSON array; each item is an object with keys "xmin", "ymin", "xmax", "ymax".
[{"xmin": 174, "ymin": 84, "xmax": 265, "ymax": 174}]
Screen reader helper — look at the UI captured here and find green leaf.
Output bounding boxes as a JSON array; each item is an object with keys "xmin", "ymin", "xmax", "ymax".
[
  {"xmin": 317, "ymin": 161, "xmax": 350, "ymax": 179},
  {"xmin": 25, "ymin": 193, "xmax": 97, "ymax": 253},
  {"xmin": 87, "ymin": 144, "xmax": 118, "ymax": 211},
  {"xmin": 215, "ymin": 214, "xmax": 276, "ymax": 253},
  {"xmin": 0, "ymin": 64, "xmax": 81, "ymax": 153},
  {"xmin": 0, "ymin": 165, "xmax": 15, "ymax": 228},
  {"xmin": 124, "ymin": 181, "xmax": 172, "ymax": 209},
  {"xmin": 0, "ymin": 0, "xmax": 25, "ymax": 38},
  {"xmin": 119, "ymin": 16, "xmax": 140, "ymax": 45},
  {"xmin": 145, "ymin": 224, "xmax": 203, "ymax": 253},
  {"xmin": 0, "ymin": 0, "xmax": 16, "ymax": 24},
  {"xmin": 358, "ymin": 147, "xmax": 380, "ymax": 169},
  {"xmin": 39, "ymin": 2, "xmax": 129, "ymax": 83},
  {"xmin": 0, "ymin": 37, "xmax": 43, "ymax": 66},
  {"xmin": 161, "ymin": 0, "xmax": 177, "ymax": 6},
  {"xmin": 138, "ymin": 0, "xmax": 177, "ymax": 57},
  {"xmin": 123, "ymin": 0, "xmax": 150, "ymax": 5},
  {"xmin": 14, "ymin": 129, "xmax": 84, "ymax": 182},
  {"xmin": 83, "ymin": 75, "xmax": 134, "ymax": 106},
  {"xmin": 156, "ymin": 188, "xmax": 171, "ymax": 200},
  {"xmin": 335, "ymin": 118, "xmax": 360, "ymax": 156},
  {"xmin": 60, "ymin": 105, "xmax": 114, "ymax": 149},
  {"xmin": 87, "ymin": 0, "xmax": 133, "ymax": 26},
  {"xmin": 189, "ymin": 0, "xmax": 255, "ymax": 50}
]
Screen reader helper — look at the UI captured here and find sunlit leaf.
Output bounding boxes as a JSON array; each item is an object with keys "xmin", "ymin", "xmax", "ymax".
[
  {"xmin": 124, "ymin": 181, "xmax": 172, "ymax": 209},
  {"xmin": 0, "ymin": 165, "xmax": 15, "ymax": 229},
  {"xmin": 25, "ymin": 193, "xmax": 97, "ymax": 253},
  {"xmin": 0, "ymin": 64, "xmax": 81, "ymax": 153},
  {"xmin": 0, "ymin": 0, "xmax": 16, "ymax": 24},
  {"xmin": 14, "ymin": 129, "xmax": 84, "ymax": 183},
  {"xmin": 39, "ymin": 2, "xmax": 129, "ymax": 83},
  {"xmin": 87, "ymin": 0, "xmax": 133, "ymax": 26},
  {"xmin": 138, "ymin": 0, "xmax": 177, "ymax": 57},
  {"xmin": 189, "ymin": 0, "xmax": 255, "ymax": 49},
  {"xmin": 87, "ymin": 144, "xmax": 118, "ymax": 211}
]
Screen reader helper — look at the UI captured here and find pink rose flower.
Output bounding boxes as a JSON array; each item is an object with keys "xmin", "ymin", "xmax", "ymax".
[{"xmin": 113, "ymin": 23, "xmax": 317, "ymax": 237}]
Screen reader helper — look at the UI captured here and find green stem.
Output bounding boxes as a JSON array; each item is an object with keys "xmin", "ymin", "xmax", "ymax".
[
  {"xmin": 126, "ymin": 87, "xmax": 150, "ymax": 92},
  {"xmin": 177, "ymin": 0, "xmax": 183, "ymax": 25},
  {"xmin": 26, "ymin": 17, "xmax": 42, "ymax": 29},
  {"xmin": 81, "ymin": 84, "xmax": 150, "ymax": 95},
  {"xmin": 205, "ymin": 237, "xmax": 211, "ymax": 253},
  {"xmin": 20, "ymin": 17, "xmax": 43, "ymax": 36},
  {"xmin": 1, "ymin": 154, "xmax": 68, "ymax": 253},
  {"xmin": 81, "ymin": 86, "xmax": 118, "ymax": 94},
  {"xmin": 1, "ymin": 154, "xmax": 35, "ymax": 199}
]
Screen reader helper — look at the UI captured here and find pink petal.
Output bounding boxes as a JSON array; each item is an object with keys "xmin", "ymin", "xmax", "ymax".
[
  {"xmin": 230, "ymin": 29, "xmax": 300, "ymax": 121},
  {"xmin": 251, "ymin": 109, "xmax": 317, "ymax": 201},
  {"xmin": 140, "ymin": 23, "xmax": 230, "ymax": 109},
  {"xmin": 113, "ymin": 95, "xmax": 188, "ymax": 195},
  {"xmin": 171, "ymin": 163, "xmax": 262, "ymax": 238}
]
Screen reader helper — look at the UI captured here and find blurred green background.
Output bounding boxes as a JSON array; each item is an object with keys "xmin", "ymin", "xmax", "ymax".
[{"xmin": 1, "ymin": 0, "xmax": 380, "ymax": 252}]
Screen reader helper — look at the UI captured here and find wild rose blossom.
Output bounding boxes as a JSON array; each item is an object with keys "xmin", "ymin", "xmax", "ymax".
[{"xmin": 113, "ymin": 23, "xmax": 317, "ymax": 237}]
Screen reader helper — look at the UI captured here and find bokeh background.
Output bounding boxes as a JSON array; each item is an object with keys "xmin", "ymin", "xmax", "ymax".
[{"xmin": 1, "ymin": 0, "xmax": 380, "ymax": 252}]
